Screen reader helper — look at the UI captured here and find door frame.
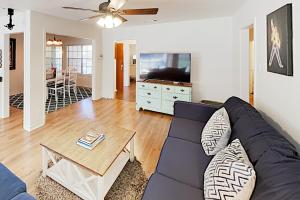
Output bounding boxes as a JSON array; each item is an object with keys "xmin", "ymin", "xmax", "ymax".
[
  {"xmin": 239, "ymin": 19, "xmax": 257, "ymax": 105},
  {"xmin": 113, "ymin": 40, "xmax": 137, "ymax": 94}
]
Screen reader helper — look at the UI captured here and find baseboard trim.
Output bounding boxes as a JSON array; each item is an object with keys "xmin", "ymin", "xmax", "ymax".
[{"xmin": 24, "ymin": 120, "xmax": 45, "ymax": 132}]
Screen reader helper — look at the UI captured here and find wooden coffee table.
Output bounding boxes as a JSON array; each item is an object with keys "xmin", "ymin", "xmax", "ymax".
[{"xmin": 41, "ymin": 126, "xmax": 135, "ymax": 200}]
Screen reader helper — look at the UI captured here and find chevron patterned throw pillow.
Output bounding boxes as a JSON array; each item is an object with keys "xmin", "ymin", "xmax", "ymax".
[
  {"xmin": 204, "ymin": 139, "xmax": 256, "ymax": 200},
  {"xmin": 201, "ymin": 107, "xmax": 231, "ymax": 155}
]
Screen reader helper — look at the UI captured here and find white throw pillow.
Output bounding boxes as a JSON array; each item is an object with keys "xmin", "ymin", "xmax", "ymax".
[
  {"xmin": 204, "ymin": 139, "xmax": 256, "ymax": 200},
  {"xmin": 201, "ymin": 107, "xmax": 231, "ymax": 155}
]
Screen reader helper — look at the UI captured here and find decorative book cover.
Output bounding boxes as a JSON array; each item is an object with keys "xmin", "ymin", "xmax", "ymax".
[{"xmin": 78, "ymin": 131, "xmax": 101, "ymax": 145}]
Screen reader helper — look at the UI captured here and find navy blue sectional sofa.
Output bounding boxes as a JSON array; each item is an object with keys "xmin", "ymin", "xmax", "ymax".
[
  {"xmin": 142, "ymin": 96, "xmax": 300, "ymax": 200},
  {"xmin": 0, "ymin": 164, "xmax": 35, "ymax": 200}
]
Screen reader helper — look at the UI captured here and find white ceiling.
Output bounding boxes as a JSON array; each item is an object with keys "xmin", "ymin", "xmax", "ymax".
[{"xmin": 0, "ymin": 0, "xmax": 246, "ymax": 26}]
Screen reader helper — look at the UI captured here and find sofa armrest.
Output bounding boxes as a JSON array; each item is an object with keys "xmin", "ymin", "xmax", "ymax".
[
  {"xmin": 11, "ymin": 193, "xmax": 35, "ymax": 200},
  {"xmin": 0, "ymin": 163, "xmax": 27, "ymax": 200},
  {"xmin": 174, "ymin": 101, "xmax": 219, "ymax": 122}
]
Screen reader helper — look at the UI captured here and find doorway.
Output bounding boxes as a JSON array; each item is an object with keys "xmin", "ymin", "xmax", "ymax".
[
  {"xmin": 249, "ymin": 26, "xmax": 255, "ymax": 106},
  {"xmin": 9, "ymin": 33, "xmax": 25, "ymax": 114},
  {"xmin": 240, "ymin": 23, "xmax": 255, "ymax": 105},
  {"xmin": 45, "ymin": 33, "xmax": 93, "ymax": 113},
  {"xmin": 114, "ymin": 40, "xmax": 137, "ymax": 102}
]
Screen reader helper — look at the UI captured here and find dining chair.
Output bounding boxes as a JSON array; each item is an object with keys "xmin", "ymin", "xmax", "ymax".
[
  {"xmin": 48, "ymin": 70, "xmax": 65, "ymax": 102},
  {"xmin": 65, "ymin": 67, "xmax": 78, "ymax": 98}
]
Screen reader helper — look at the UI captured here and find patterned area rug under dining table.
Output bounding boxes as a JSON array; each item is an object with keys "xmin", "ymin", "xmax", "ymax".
[{"xmin": 9, "ymin": 86, "xmax": 92, "ymax": 113}]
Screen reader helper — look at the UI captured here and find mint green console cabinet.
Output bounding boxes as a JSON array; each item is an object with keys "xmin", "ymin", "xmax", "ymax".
[{"xmin": 136, "ymin": 81, "xmax": 192, "ymax": 115}]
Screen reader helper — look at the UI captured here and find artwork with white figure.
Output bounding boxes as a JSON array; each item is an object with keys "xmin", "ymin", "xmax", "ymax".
[
  {"xmin": 267, "ymin": 4, "xmax": 293, "ymax": 76},
  {"xmin": 269, "ymin": 19, "xmax": 283, "ymax": 68}
]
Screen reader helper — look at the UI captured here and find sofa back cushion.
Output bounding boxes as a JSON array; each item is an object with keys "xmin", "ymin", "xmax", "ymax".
[
  {"xmin": 251, "ymin": 148, "xmax": 300, "ymax": 200},
  {"xmin": 223, "ymin": 97, "xmax": 260, "ymax": 126},
  {"xmin": 223, "ymin": 97, "xmax": 297, "ymax": 164},
  {"xmin": 223, "ymin": 97, "xmax": 300, "ymax": 199}
]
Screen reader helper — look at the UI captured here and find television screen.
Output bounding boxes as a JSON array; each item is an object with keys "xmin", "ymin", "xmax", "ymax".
[{"xmin": 140, "ymin": 53, "xmax": 191, "ymax": 83}]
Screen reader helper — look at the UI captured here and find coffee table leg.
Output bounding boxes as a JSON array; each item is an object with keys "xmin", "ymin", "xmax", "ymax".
[
  {"xmin": 42, "ymin": 147, "xmax": 48, "ymax": 177},
  {"xmin": 130, "ymin": 136, "xmax": 135, "ymax": 162},
  {"xmin": 97, "ymin": 176, "xmax": 104, "ymax": 200}
]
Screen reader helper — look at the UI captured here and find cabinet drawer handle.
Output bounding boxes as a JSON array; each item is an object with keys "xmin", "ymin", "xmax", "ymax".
[
  {"xmin": 180, "ymin": 89, "xmax": 185, "ymax": 92},
  {"xmin": 173, "ymin": 96, "xmax": 178, "ymax": 99},
  {"xmin": 147, "ymin": 101, "xmax": 151, "ymax": 104},
  {"xmin": 147, "ymin": 93, "xmax": 151, "ymax": 95},
  {"xmin": 154, "ymin": 86, "xmax": 157, "ymax": 89},
  {"xmin": 142, "ymin": 85, "xmax": 145, "ymax": 87},
  {"xmin": 166, "ymin": 88, "xmax": 170, "ymax": 90}
]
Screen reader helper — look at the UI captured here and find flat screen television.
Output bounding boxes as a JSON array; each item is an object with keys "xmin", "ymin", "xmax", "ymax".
[{"xmin": 140, "ymin": 53, "xmax": 191, "ymax": 83}]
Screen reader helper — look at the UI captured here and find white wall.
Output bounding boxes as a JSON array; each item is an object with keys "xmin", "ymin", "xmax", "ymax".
[
  {"xmin": 233, "ymin": 0, "xmax": 300, "ymax": 149},
  {"xmin": 10, "ymin": 33, "xmax": 24, "ymax": 95},
  {"xmin": 0, "ymin": 12, "xmax": 26, "ymax": 118},
  {"xmin": 102, "ymin": 17, "xmax": 236, "ymax": 101}
]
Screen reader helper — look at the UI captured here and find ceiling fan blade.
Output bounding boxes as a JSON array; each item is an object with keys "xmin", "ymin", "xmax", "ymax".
[
  {"xmin": 80, "ymin": 14, "xmax": 105, "ymax": 22},
  {"xmin": 119, "ymin": 8, "xmax": 159, "ymax": 15},
  {"xmin": 108, "ymin": 0, "xmax": 127, "ymax": 10},
  {"xmin": 62, "ymin": 7, "xmax": 101, "ymax": 13},
  {"xmin": 116, "ymin": 14, "xmax": 128, "ymax": 22}
]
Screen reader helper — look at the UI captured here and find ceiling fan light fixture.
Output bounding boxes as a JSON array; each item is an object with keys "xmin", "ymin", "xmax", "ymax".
[
  {"xmin": 113, "ymin": 16, "xmax": 123, "ymax": 27},
  {"xmin": 97, "ymin": 14, "xmax": 123, "ymax": 28}
]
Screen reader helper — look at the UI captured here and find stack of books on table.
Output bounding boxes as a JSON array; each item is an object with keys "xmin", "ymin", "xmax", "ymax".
[{"xmin": 77, "ymin": 131, "xmax": 105, "ymax": 150}]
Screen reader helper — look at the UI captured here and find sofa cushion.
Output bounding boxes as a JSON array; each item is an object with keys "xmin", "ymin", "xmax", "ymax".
[
  {"xmin": 168, "ymin": 117, "xmax": 205, "ymax": 144},
  {"xmin": 223, "ymin": 96, "xmax": 261, "ymax": 126},
  {"xmin": 142, "ymin": 173, "xmax": 203, "ymax": 200},
  {"xmin": 0, "ymin": 163, "xmax": 27, "ymax": 200},
  {"xmin": 251, "ymin": 149, "xmax": 300, "ymax": 200},
  {"xmin": 201, "ymin": 107, "xmax": 231, "ymax": 155},
  {"xmin": 11, "ymin": 193, "xmax": 35, "ymax": 200},
  {"xmin": 229, "ymin": 114, "xmax": 297, "ymax": 164},
  {"xmin": 156, "ymin": 137, "xmax": 213, "ymax": 189},
  {"xmin": 204, "ymin": 139, "xmax": 256, "ymax": 200}
]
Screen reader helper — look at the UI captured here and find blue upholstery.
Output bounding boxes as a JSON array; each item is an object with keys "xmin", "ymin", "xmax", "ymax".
[
  {"xmin": 142, "ymin": 173, "xmax": 203, "ymax": 200},
  {"xmin": 174, "ymin": 101, "xmax": 218, "ymax": 122},
  {"xmin": 0, "ymin": 163, "xmax": 34, "ymax": 200},
  {"xmin": 224, "ymin": 97, "xmax": 297, "ymax": 163},
  {"xmin": 156, "ymin": 137, "xmax": 212, "ymax": 189},
  {"xmin": 251, "ymin": 148, "xmax": 300, "ymax": 199},
  {"xmin": 168, "ymin": 117, "xmax": 205, "ymax": 144},
  {"xmin": 142, "ymin": 96, "xmax": 300, "ymax": 200},
  {"xmin": 11, "ymin": 193, "xmax": 35, "ymax": 200}
]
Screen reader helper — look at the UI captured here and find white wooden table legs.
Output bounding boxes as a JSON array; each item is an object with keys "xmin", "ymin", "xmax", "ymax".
[
  {"xmin": 130, "ymin": 136, "xmax": 135, "ymax": 162},
  {"xmin": 42, "ymin": 146, "xmax": 104, "ymax": 200},
  {"xmin": 42, "ymin": 146, "xmax": 48, "ymax": 178},
  {"xmin": 97, "ymin": 176, "xmax": 105, "ymax": 200},
  {"xmin": 41, "ymin": 136, "xmax": 135, "ymax": 200}
]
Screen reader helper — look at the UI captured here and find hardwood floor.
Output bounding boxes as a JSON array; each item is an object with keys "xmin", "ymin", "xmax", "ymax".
[
  {"xmin": 115, "ymin": 81, "xmax": 136, "ymax": 102},
  {"xmin": 0, "ymin": 98, "xmax": 172, "ymax": 195}
]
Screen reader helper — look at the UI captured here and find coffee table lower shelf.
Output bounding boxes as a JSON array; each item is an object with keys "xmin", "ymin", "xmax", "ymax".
[{"xmin": 41, "ymin": 139, "xmax": 134, "ymax": 200}]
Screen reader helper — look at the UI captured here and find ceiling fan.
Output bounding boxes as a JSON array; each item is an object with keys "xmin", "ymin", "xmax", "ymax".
[{"xmin": 63, "ymin": 0, "xmax": 159, "ymax": 28}]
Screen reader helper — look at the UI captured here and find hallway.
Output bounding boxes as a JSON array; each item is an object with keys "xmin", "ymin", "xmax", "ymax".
[{"xmin": 115, "ymin": 81, "xmax": 136, "ymax": 102}]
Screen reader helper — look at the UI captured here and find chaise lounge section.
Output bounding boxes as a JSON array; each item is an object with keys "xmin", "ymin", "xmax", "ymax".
[{"xmin": 142, "ymin": 96, "xmax": 300, "ymax": 200}]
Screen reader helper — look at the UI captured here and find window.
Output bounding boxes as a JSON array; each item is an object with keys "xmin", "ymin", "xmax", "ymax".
[
  {"xmin": 45, "ymin": 46, "xmax": 62, "ymax": 70},
  {"xmin": 67, "ymin": 45, "xmax": 92, "ymax": 74}
]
